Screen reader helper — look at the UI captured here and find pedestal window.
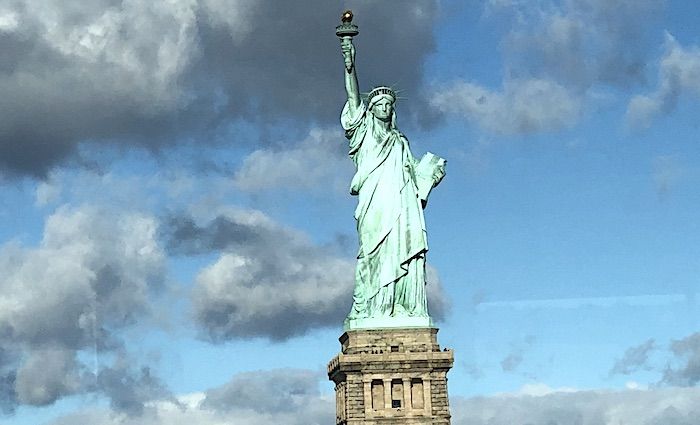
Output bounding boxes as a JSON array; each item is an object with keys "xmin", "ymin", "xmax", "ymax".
[
  {"xmin": 411, "ymin": 378, "xmax": 424, "ymax": 409},
  {"xmin": 391, "ymin": 379, "xmax": 403, "ymax": 408},
  {"xmin": 371, "ymin": 379, "xmax": 384, "ymax": 410}
]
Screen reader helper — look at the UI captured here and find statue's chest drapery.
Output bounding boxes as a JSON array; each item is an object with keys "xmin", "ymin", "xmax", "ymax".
[
  {"xmin": 345, "ymin": 118, "xmax": 424, "ymax": 254},
  {"xmin": 349, "ymin": 123, "xmax": 414, "ymax": 196}
]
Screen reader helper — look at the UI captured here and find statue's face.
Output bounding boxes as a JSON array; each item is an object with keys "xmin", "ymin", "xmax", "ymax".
[{"xmin": 371, "ymin": 98, "xmax": 394, "ymax": 122}]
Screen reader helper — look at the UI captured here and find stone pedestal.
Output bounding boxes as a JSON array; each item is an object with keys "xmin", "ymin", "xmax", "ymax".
[{"xmin": 328, "ymin": 328, "xmax": 454, "ymax": 424}]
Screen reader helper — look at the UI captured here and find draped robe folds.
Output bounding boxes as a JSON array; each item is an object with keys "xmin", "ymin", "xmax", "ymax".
[{"xmin": 341, "ymin": 101, "xmax": 429, "ymax": 320}]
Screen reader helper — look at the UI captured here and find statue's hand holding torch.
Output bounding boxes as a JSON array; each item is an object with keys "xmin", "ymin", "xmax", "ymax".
[
  {"xmin": 336, "ymin": 10, "xmax": 359, "ymax": 72},
  {"xmin": 340, "ymin": 38, "xmax": 355, "ymax": 71}
]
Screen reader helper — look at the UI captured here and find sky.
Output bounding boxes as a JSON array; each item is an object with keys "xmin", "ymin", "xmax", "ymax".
[{"xmin": 1, "ymin": 0, "xmax": 700, "ymax": 424}]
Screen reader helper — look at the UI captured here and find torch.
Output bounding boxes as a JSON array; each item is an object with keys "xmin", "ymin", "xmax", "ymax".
[{"xmin": 336, "ymin": 10, "xmax": 359, "ymax": 72}]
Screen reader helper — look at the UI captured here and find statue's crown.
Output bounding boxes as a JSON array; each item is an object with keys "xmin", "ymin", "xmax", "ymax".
[{"xmin": 367, "ymin": 86, "xmax": 396, "ymax": 104}]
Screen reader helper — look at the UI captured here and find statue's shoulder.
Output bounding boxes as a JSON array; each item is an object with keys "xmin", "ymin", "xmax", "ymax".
[{"xmin": 393, "ymin": 128, "xmax": 408, "ymax": 140}]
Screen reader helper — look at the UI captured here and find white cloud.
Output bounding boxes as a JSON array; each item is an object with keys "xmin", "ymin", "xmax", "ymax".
[
  {"xmin": 627, "ymin": 33, "xmax": 700, "ymax": 129},
  {"xmin": 22, "ymin": 0, "xmax": 200, "ymax": 111},
  {"xmin": 0, "ymin": 205, "xmax": 164, "ymax": 343},
  {"xmin": 15, "ymin": 347, "xmax": 81, "ymax": 406},
  {"xmin": 185, "ymin": 208, "xmax": 355, "ymax": 340},
  {"xmin": 432, "ymin": 79, "xmax": 580, "ymax": 135},
  {"xmin": 199, "ymin": 0, "xmax": 257, "ymax": 39},
  {"xmin": 233, "ymin": 127, "xmax": 351, "ymax": 193},
  {"xmin": 0, "ymin": 205, "xmax": 166, "ymax": 410},
  {"xmin": 35, "ymin": 178, "xmax": 61, "ymax": 207},
  {"xmin": 0, "ymin": 9, "xmax": 18, "ymax": 32},
  {"xmin": 0, "ymin": 1, "xmax": 439, "ymax": 176}
]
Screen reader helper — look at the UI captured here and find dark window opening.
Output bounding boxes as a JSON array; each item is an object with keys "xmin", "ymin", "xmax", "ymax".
[{"xmin": 391, "ymin": 379, "xmax": 403, "ymax": 408}]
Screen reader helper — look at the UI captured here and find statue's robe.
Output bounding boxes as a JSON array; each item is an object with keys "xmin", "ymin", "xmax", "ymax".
[{"xmin": 341, "ymin": 101, "xmax": 428, "ymax": 319}]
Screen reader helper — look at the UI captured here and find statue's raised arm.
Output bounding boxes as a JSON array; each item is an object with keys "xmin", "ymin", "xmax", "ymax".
[{"xmin": 337, "ymin": 11, "xmax": 360, "ymax": 111}]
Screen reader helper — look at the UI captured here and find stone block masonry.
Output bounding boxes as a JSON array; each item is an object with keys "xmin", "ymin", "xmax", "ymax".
[{"xmin": 328, "ymin": 328, "xmax": 454, "ymax": 424}]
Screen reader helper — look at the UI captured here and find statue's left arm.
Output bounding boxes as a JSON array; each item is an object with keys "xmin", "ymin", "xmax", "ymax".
[{"xmin": 414, "ymin": 153, "xmax": 446, "ymax": 208}]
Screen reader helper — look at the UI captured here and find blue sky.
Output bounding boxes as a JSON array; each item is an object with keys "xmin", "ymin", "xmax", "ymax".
[{"xmin": 1, "ymin": 1, "xmax": 700, "ymax": 424}]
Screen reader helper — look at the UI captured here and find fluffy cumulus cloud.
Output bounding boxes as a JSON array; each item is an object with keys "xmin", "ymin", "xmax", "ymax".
[
  {"xmin": 0, "ymin": 0, "xmax": 439, "ymax": 177},
  {"xmin": 202, "ymin": 369, "xmax": 323, "ymax": 413},
  {"xmin": 627, "ymin": 34, "xmax": 700, "ymax": 129},
  {"xmin": 164, "ymin": 207, "xmax": 448, "ymax": 341},
  {"xmin": 167, "ymin": 208, "xmax": 354, "ymax": 341},
  {"xmin": 47, "ymin": 368, "xmax": 334, "ymax": 425},
  {"xmin": 14, "ymin": 346, "xmax": 83, "ymax": 407},
  {"xmin": 0, "ymin": 205, "xmax": 167, "ymax": 413},
  {"xmin": 96, "ymin": 362, "xmax": 173, "ymax": 416},
  {"xmin": 433, "ymin": 0, "xmax": 664, "ymax": 135},
  {"xmin": 233, "ymin": 127, "xmax": 352, "ymax": 193}
]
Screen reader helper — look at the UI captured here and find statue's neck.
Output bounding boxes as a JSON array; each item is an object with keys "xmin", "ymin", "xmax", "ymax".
[{"xmin": 372, "ymin": 115, "xmax": 391, "ymax": 131}]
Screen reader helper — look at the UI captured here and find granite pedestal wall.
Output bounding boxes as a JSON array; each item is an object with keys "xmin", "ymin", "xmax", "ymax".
[{"xmin": 328, "ymin": 328, "xmax": 454, "ymax": 424}]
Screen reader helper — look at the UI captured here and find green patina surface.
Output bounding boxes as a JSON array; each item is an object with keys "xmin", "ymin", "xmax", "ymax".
[{"xmin": 338, "ymin": 16, "xmax": 446, "ymax": 330}]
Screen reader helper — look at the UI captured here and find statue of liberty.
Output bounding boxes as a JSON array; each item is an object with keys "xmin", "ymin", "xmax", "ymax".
[{"xmin": 337, "ymin": 11, "xmax": 446, "ymax": 329}]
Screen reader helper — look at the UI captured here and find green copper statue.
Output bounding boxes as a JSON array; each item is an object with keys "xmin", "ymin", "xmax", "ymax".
[{"xmin": 337, "ymin": 11, "xmax": 446, "ymax": 330}]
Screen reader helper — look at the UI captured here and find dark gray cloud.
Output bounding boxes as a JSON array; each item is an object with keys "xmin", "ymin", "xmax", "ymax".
[
  {"xmin": 0, "ymin": 205, "xmax": 168, "ymax": 413},
  {"xmin": 0, "ymin": 0, "xmax": 438, "ymax": 177},
  {"xmin": 610, "ymin": 339, "xmax": 657, "ymax": 376},
  {"xmin": 14, "ymin": 347, "xmax": 82, "ymax": 406},
  {"xmin": 166, "ymin": 208, "xmax": 448, "ymax": 341},
  {"xmin": 47, "ymin": 368, "xmax": 334, "ymax": 425},
  {"xmin": 627, "ymin": 34, "xmax": 700, "ymax": 129},
  {"xmin": 202, "ymin": 369, "xmax": 322, "ymax": 414},
  {"xmin": 164, "ymin": 214, "xmax": 265, "ymax": 256},
  {"xmin": 662, "ymin": 332, "xmax": 700, "ymax": 387},
  {"xmin": 96, "ymin": 363, "xmax": 174, "ymax": 416},
  {"xmin": 182, "ymin": 209, "xmax": 354, "ymax": 341}
]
